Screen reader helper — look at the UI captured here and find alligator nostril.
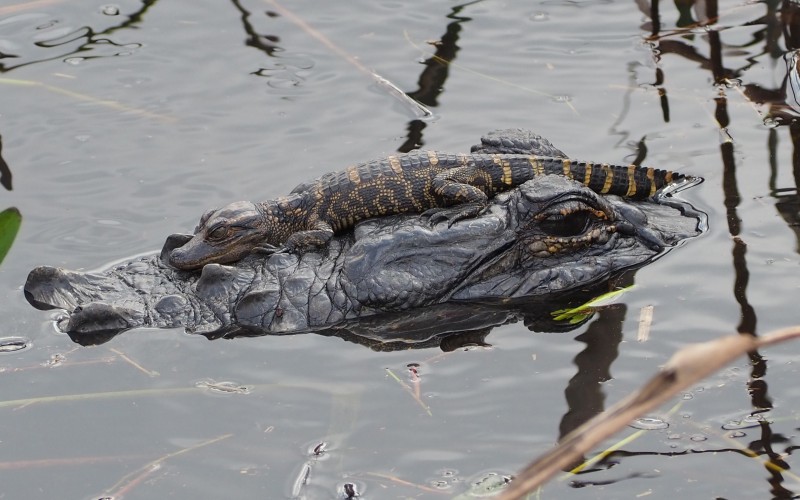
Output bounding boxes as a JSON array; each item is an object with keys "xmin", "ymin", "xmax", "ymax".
[{"xmin": 160, "ymin": 233, "xmax": 193, "ymax": 265}]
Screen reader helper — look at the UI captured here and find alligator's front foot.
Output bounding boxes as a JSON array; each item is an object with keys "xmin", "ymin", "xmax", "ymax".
[
  {"xmin": 251, "ymin": 244, "xmax": 285, "ymax": 256},
  {"xmin": 283, "ymin": 228, "xmax": 335, "ymax": 254},
  {"xmin": 422, "ymin": 202, "xmax": 485, "ymax": 227}
]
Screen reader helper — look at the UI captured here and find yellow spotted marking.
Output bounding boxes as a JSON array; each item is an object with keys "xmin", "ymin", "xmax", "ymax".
[
  {"xmin": 626, "ymin": 164, "xmax": 637, "ymax": 197},
  {"xmin": 562, "ymin": 159, "xmax": 573, "ymax": 180},
  {"xmin": 458, "ymin": 153, "xmax": 470, "ymax": 166},
  {"xmin": 427, "ymin": 150, "xmax": 439, "ymax": 166},
  {"xmin": 600, "ymin": 163, "xmax": 613, "ymax": 194},
  {"xmin": 388, "ymin": 155, "xmax": 403, "ymax": 175},
  {"xmin": 646, "ymin": 167, "xmax": 656, "ymax": 196},
  {"xmin": 492, "ymin": 155, "xmax": 513, "ymax": 185},
  {"xmin": 347, "ymin": 166, "xmax": 360, "ymax": 184},
  {"xmin": 528, "ymin": 156, "xmax": 544, "ymax": 176},
  {"xmin": 583, "ymin": 161, "xmax": 593, "ymax": 186}
]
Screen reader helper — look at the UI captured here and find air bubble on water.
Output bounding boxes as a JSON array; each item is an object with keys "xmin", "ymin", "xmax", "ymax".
[
  {"xmin": 722, "ymin": 414, "xmax": 766, "ymax": 430},
  {"xmin": 724, "ymin": 78, "xmax": 742, "ymax": 88},
  {"xmin": 630, "ymin": 417, "xmax": 669, "ymax": 430},
  {"xmin": 430, "ymin": 480, "xmax": 450, "ymax": 490},
  {"xmin": 728, "ymin": 430, "xmax": 747, "ymax": 438},
  {"xmin": 101, "ymin": 4, "xmax": 120, "ymax": 15},
  {"xmin": 75, "ymin": 134, "xmax": 91, "ymax": 142},
  {"xmin": 64, "ymin": 57, "xmax": 84, "ymax": 66},
  {"xmin": 0, "ymin": 337, "xmax": 29, "ymax": 353},
  {"xmin": 530, "ymin": 12, "xmax": 549, "ymax": 21},
  {"xmin": 690, "ymin": 434, "xmax": 707, "ymax": 442}
]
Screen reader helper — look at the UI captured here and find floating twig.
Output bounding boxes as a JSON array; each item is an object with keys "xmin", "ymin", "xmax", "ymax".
[
  {"xmin": 103, "ymin": 433, "xmax": 232, "ymax": 498},
  {"xmin": 403, "ymin": 30, "xmax": 579, "ymax": 116},
  {"xmin": 361, "ymin": 471, "xmax": 447, "ymax": 494},
  {"xmin": 496, "ymin": 325, "xmax": 800, "ymax": 499},
  {"xmin": 263, "ymin": 0, "xmax": 433, "ymax": 118},
  {"xmin": 109, "ymin": 348, "xmax": 160, "ymax": 377},
  {"xmin": 385, "ymin": 368, "xmax": 432, "ymax": 416},
  {"xmin": 0, "ymin": 77, "xmax": 177, "ymax": 122}
]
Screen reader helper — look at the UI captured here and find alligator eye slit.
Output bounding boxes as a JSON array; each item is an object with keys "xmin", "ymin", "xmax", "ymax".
[
  {"xmin": 208, "ymin": 226, "xmax": 229, "ymax": 240},
  {"xmin": 540, "ymin": 211, "xmax": 592, "ymax": 237}
]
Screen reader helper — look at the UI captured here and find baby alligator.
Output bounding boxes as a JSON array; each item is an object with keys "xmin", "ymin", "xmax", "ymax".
[{"xmin": 169, "ymin": 137, "xmax": 684, "ymax": 270}]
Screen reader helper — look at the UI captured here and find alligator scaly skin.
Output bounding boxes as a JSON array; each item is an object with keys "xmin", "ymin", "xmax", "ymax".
[{"xmin": 168, "ymin": 142, "xmax": 685, "ymax": 270}]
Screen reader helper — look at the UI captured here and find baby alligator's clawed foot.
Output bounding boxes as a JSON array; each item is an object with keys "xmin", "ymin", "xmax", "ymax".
[
  {"xmin": 422, "ymin": 202, "xmax": 486, "ymax": 228},
  {"xmin": 251, "ymin": 244, "xmax": 288, "ymax": 256}
]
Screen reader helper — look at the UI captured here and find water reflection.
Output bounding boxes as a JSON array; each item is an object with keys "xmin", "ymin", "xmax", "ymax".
[
  {"xmin": 0, "ymin": 134, "xmax": 11, "ymax": 191},
  {"xmin": 399, "ymin": 1, "xmax": 479, "ymax": 151},
  {"xmin": 0, "ymin": 1, "xmax": 154, "ymax": 73},
  {"xmin": 600, "ymin": 0, "xmax": 800, "ymax": 494},
  {"xmin": 0, "ymin": 133, "xmax": 20, "ymax": 267}
]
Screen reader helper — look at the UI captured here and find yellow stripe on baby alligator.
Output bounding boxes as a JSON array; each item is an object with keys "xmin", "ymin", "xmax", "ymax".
[
  {"xmin": 493, "ymin": 155, "xmax": 514, "ymax": 185},
  {"xmin": 600, "ymin": 163, "xmax": 613, "ymax": 194},
  {"xmin": 562, "ymin": 159, "xmax": 573, "ymax": 179},
  {"xmin": 583, "ymin": 161, "xmax": 593, "ymax": 186},
  {"xmin": 427, "ymin": 150, "xmax": 440, "ymax": 166},
  {"xmin": 646, "ymin": 167, "xmax": 656, "ymax": 196},
  {"xmin": 388, "ymin": 155, "xmax": 403, "ymax": 175},
  {"xmin": 347, "ymin": 166, "xmax": 361, "ymax": 184},
  {"xmin": 528, "ymin": 156, "xmax": 545, "ymax": 176},
  {"xmin": 626, "ymin": 164, "xmax": 637, "ymax": 197}
]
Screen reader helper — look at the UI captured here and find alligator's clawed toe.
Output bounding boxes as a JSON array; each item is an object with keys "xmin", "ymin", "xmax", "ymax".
[
  {"xmin": 251, "ymin": 244, "xmax": 286, "ymax": 255},
  {"xmin": 422, "ymin": 203, "xmax": 484, "ymax": 227}
]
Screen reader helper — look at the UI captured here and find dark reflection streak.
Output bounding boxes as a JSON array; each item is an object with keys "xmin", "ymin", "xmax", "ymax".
[
  {"xmin": 758, "ymin": 422, "xmax": 796, "ymax": 499},
  {"xmin": 650, "ymin": 0, "xmax": 660, "ymax": 36},
  {"xmin": 601, "ymin": 446, "xmax": 778, "ymax": 461},
  {"xmin": 398, "ymin": 1, "xmax": 480, "ymax": 152},
  {"xmin": 793, "ymin": 124, "xmax": 800, "ymax": 192},
  {"xmin": 0, "ymin": 0, "xmax": 158, "ymax": 74},
  {"xmin": 636, "ymin": 4, "xmax": 790, "ymax": 495},
  {"xmin": 558, "ymin": 302, "xmax": 626, "ymax": 451},
  {"xmin": 229, "ymin": 0, "xmax": 281, "ymax": 58},
  {"xmin": 709, "ymin": 24, "xmax": 769, "ymax": 411},
  {"xmin": 768, "ymin": 128, "xmax": 779, "ymax": 191},
  {"xmin": 0, "ymin": 135, "xmax": 11, "ymax": 191},
  {"xmin": 648, "ymin": 2, "xmax": 671, "ymax": 123},
  {"xmin": 630, "ymin": 136, "xmax": 648, "ymax": 166}
]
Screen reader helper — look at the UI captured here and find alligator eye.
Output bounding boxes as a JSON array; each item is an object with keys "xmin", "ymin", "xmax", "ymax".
[
  {"xmin": 207, "ymin": 225, "xmax": 230, "ymax": 241},
  {"xmin": 539, "ymin": 211, "xmax": 592, "ymax": 237}
]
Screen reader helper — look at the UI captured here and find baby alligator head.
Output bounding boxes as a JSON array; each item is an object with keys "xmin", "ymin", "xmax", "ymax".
[{"xmin": 169, "ymin": 201, "xmax": 272, "ymax": 270}]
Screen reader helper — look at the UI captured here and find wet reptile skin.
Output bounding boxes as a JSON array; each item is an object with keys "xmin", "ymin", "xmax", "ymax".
[{"xmin": 168, "ymin": 141, "xmax": 684, "ymax": 270}]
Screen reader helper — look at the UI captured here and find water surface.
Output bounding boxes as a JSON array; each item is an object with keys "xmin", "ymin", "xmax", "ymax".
[{"xmin": 1, "ymin": 1, "xmax": 799, "ymax": 498}]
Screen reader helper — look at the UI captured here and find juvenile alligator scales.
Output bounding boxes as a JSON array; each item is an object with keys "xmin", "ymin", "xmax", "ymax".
[{"xmin": 169, "ymin": 136, "xmax": 685, "ymax": 271}]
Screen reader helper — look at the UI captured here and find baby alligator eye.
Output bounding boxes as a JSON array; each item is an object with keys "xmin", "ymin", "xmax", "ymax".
[
  {"xmin": 207, "ymin": 225, "xmax": 230, "ymax": 241},
  {"xmin": 539, "ymin": 211, "xmax": 592, "ymax": 237}
]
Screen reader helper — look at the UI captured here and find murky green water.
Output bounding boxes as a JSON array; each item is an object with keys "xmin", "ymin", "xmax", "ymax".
[{"xmin": 1, "ymin": 0, "xmax": 799, "ymax": 498}]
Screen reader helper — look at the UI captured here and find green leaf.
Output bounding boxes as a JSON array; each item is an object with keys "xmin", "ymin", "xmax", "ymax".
[
  {"xmin": 551, "ymin": 285, "xmax": 634, "ymax": 323},
  {"xmin": 0, "ymin": 207, "xmax": 21, "ymax": 265}
]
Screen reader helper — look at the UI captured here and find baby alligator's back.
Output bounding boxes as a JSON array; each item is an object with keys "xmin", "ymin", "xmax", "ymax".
[{"xmin": 304, "ymin": 150, "xmax": 681, "ymax": 232}]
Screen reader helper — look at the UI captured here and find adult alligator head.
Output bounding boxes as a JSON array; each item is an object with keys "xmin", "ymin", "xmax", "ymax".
[{"xmin": 24, "ymin": 174, "xmax": 704, "ymax": 345}]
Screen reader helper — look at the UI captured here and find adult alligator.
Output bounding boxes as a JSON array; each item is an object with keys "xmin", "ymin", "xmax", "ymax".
[
  {"xmin": 24, "ymin": 130, "xmax": 703, "ymax": 344},
  {"xmin": 168, "ymin": 130, "xmax": 684, "ymax": 270}
]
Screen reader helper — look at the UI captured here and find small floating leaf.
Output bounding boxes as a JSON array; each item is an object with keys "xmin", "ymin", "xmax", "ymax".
[
  {"xmin": 551, "ymin": 286, "xmax": 634, "ymax": 323},
  {"xmin": 0, "ymin": 207, "xmax": 21, "ymax": 266}
]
